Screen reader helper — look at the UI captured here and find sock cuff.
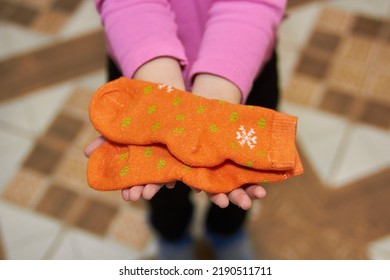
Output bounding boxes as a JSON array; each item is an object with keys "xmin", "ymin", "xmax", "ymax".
[{"xmin": 270, "ymin": 112, "xmax": 299, "ymax": 170}]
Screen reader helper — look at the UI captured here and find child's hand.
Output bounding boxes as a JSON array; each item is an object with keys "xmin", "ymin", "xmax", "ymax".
[
  {"xmin": 85, "ymin": 136, "xmax": 266, "ymax": 209},
  {"xmin": 207, "ymin": 185, "xmax": 266, "ymax": 210},
  {"xmin": 120, "ymin": 182, "xmax": 175, "ymax": 201},
  {"xmin": 84, "ymin": 136, "xmax": 176, "ymax": 202}
]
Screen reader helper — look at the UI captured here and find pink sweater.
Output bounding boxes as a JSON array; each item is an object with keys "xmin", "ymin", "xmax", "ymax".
[{"xmin": 94, "ymin": 0, "xmax": 286, "ymax": 102}]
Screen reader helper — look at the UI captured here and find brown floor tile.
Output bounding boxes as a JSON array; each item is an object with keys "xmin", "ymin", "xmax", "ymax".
[
  {"xmin": 195, "ymin": 239, "xmax": 215, "ymax": 260},
  {"xmin": 2, "ymin": 168, "xmax": 47, "ymax": 208},
  {"xmin": 23, "ymin": 140, "xmax": 63, "ymax": 175},
  {"xmin": 9, "ymin": 4, "xmax": 38, "ymax": 26},
  {"xmin": 73, "ymin": 198, "xmax": 118, "ymax": 236},
  {"xmin": 65, "ymin": 87, "xmax": 95, "ymax": 114},
  {"xmin": 0, "ymin": 31, "xmax": 105, "ymax": 103},
  {"xmin": 381, "ymin": 21, "xmax": 390, "ymax": 43},
  {"xmin": 352, "ymin": 15, "xmax": 384, "ymax": 38},
  {"xmin": 316, "ymin": 7, "xmax": 353, "ymax": 34},
  {"xmin": 357, "ymin": 100, "xmax": 390, "ymax": 129},
  {"xmin": 296, "ymin": 52, "xmax": 330, "ymax": 79},
  {"xmin": 109, "ymin": 208, "xmax": 152, "ymax": 251},
  {"xmin": 339, "ymin": 36, "xmax": 375, "ymax": 64},
  {"xmin": 283, "ymin": 74, "xmax": 322, "ymax": 106},
  {"xmin": 0, "ymin": 231, "xmax": 5, "ymax": 260},
  {"xmin": 0, "ymin": 1, "xmax": 17, "ymax": 20},
  {"xmin": 53, "ymin": 147, "xmax": 88, "ymax": 191},
  {"xmin": 22, "ymin": 0, "xmax": 55, "ymax": 10},
  {"xmin": 328, "ymin": 59, "xmax": 367, "ymax": 92},
  {"xmin": 368, "ymin": 72, "xmax": 390, "ymax": 103},
  {"xmin": 307, "ymin": 30, "xmax": 341, "ymax": 54},
  {"xmin": 36, "ymin": 184, "xmax": 78, "ymax": 220},
  {"xmin": 287, "ymin": 0, "xmax": 324, "ymax": 9},
  {"xmin": 45, "ymin": 113, "xmax": 84, "ymax": 144},
  {"xmin": 326, "ymin": 168, "xmax": 390, "ymax": 242},
  {"xmin": 32, "ymin": 10, "xmax": 68, "ymax": 34},
  {"xmin": 374, "ymin": 43, "xmax": 390, "ymax": 72},
  {"xmin": 319, "ymin": 88, "xmax": 356, "ymax": 117},
  {"xmin": 52, "ymin": 0, "xmax": 82, "ymax": 13},
  {"xmin": 0, "ymin": 1, "xmax": 38, "ymax": 26}
]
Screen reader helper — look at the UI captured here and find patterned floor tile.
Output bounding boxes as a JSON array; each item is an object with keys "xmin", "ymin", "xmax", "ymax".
[
  {"xmin": 2, "ymin": 168, "xmax": 48, "ymax": 208},
  {"xmin": 358, "ymin": 100, "xmax": 390, "ymax": 129},
  {"xmin": 35, "ymin": 184, "xmax": 80, "ymax": 221},
  {"xmin": 316, "ymin": 7, "xmax": 354, "ymax": 34},
  {"xmin": 352, "ymin": 14, "xmax": 384, "ymax": 38},
  {"xmin": 284, "ymin": 7, "xmax": 390, "ymax": 132},
  {"xmin": 282, "ymin": 74, "xmax": 322, "ymax": 106},
  {"xmin": 319, "ymin": 88, "xmax": 356, "ymax": 117},
  {"xmin": 72, "ymin": 198, "xmax": 118, "ymax": 236},
  {"xmin": 32, "ymin": 10, "xmax": 68, "ymax": 34},
  {"xmin": 108, "ymin": 207, "xmax": 152, "ymax": 252},
  {"xmin": 250, "ymin": 149, "xmax": 390, "ymax": 259},
  {"xmin": 338, "ymin": 36, "xmax": 375, "ymax": 64},
  {"xmin": 23, "ymin": 140, "xmax": 64, "ymax": 175}
]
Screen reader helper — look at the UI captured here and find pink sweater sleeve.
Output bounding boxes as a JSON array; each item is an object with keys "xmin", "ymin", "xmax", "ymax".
[
  {"xmin": 94, "ymin": 0, "xmax": 188, "ymax": 78},
  {"xmin": 189, "ymin": 0, "xmax": 286, "ymax": 101}
]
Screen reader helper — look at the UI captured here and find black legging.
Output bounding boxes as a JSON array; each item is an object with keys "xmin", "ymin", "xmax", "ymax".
[{"xmin": 107, "ymin": 51, "xmax": 279, "ymax": 241}]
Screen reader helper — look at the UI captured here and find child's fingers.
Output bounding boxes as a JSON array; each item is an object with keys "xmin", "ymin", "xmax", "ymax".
[
  {"xmin": 142, "ymin": 183, "xmax": 164, "ymax": 200},
  {"xmin": 128, "ymin": 186, "xmax": 145, "ymax": 201},
  {"xmin": 121, "ymin": 186, "xmax": 143, "ymax": 201},
  {"xmin": 165, "ymin": 182, "xmax": 176, "ymax": 189},
  {"xmin": 244, "ymin": 185, "xmax": 267, "ymax": 200},
  {"xmin": 207, "ymin": 193, "xmax": 230, "ymax": 208},
  {"xmin": 84, "ymin": 136, "xmax": 106, "ymax": 157},
  {"xmin": 228, "ymin": 188, "xmax": 252, "ymax": 210}
]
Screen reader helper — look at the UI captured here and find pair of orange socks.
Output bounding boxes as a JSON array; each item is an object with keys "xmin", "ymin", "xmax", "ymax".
[{"xmin": 87, "ymin": 77, "xmax": 303, "ymax": 193}]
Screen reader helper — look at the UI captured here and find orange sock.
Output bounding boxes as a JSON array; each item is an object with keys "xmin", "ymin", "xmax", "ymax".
[
  {"xmin": 87, "ymin": 141, "xmax": 303, "ymax": 194},
  {"xmin": 89, "ymin": 77, "xmax": 299, "ymax": 170}
]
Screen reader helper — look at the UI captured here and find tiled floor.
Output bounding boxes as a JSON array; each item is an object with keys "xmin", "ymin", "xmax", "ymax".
[{"xmin": 0, "ymin": 0, "xmax": 389, "ymax": 260}]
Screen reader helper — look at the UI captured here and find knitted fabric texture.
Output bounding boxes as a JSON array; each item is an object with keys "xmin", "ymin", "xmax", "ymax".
[
  {"xmin": 87, "ymin": 141, "xmax": 303, "ymax": 193},
  {"xmin": 87, "ymin": 77, "xmax": 303, "ymax": 193}
]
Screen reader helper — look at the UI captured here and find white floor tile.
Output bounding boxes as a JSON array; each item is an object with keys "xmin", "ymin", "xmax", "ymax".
[
  {"xmin": 280, "ymin": 3, "xmax": 323, "ymax": 49},
  {"xmin": 277, "ymin": 44, "xmax": 299, "ymax": 90},
  {"xmin": 75, "ymin": 70, "xmax": 106, "ymax": 91},
  {"xmin": 330, "ymin": 124, "xmax": 390, "ymax": 187},
  {"xmin": 60, "ymin": 0, "xmax": 102, "ymax": 39},
  {"xmin": 356, "ymin": 125, "xmax": 390, "ymax": 165},
  {"xmin": 368, "ymin": 235, "xmax": 390, "ymax": 260},
  {"xmin": 51, "ymin": 229, "xmax": 142, "ymax": 260},
  {"xmin": 281, "ymin": 102, "xmax": 349, "ymax": 185},
  {"xmin": 0, "ymin": 23, "xmax": 52, "ymax": 61},
  {"xmin": 0, "ymin": 130, "xmax": 34, "ymax": 191},
  {"xmin": 328, "ymin": 0, "xmax": 390, "ymax": 18},
  {"xmin": 0, "ymin": 201, "xmax": 61, "ymax": 259},
  {"xmin": 0, "ymin": 83, "xmax": 73, "ymax": 137}
]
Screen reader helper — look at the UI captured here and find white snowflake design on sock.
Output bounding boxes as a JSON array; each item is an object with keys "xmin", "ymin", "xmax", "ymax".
[
  {"xmin": 236, "ymin": 125, "xmax": 257, "ymax": 149},
  {"xmin": 158, "ymin": 84, "xmax": 174, "ymax": 93}
]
